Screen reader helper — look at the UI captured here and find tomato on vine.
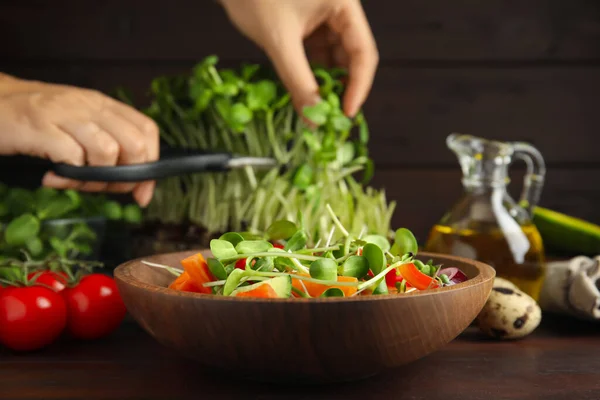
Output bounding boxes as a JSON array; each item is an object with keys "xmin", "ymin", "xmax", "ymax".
[
  {"xmin": 0, "ymin": 285, "xmax": 67, "ymax": 351},
  {"xmin": 61, "ymin": 274, "xmax": 127, "ymax": 340}
]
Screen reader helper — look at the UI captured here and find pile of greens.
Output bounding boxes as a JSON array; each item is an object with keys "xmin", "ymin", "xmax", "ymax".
[
  {"xmin": 124, "ymin": 55, "xmax": 395, "ymax": 244},
  {"xmin": 0, "ymin": 184, "xmax": 142, "ymax": 260}
]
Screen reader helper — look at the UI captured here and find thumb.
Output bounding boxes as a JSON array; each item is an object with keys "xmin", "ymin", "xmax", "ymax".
[{"xmin": 264, "ymin": 36, "xmax": 321, "ymax": 114}]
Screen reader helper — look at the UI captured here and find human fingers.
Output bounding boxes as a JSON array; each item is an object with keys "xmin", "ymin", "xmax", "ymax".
[
  {"xmin": 328, "ymin": 0, "xmax": 378, "ymax": 117},
  {"xmin": 56, "ymin": 120, "xmax": 119, "ymax": 192},
  {"xmin": 95, "ymin": 107, "xmax": 148, "ymax": 201},
  {"xmin": 264, "ymin": 29, "xmax": 321, "ymax": 114},
  {"xmin": 109, "ymin": 101, "xmax": 159, "ymax": 207}
]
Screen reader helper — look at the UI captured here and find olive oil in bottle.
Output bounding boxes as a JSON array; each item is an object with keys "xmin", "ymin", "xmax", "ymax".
[
  {"xmin": 425, "ymin": 133, "xmax": 548, "ymax": 301},
  {"xmin": 425, "ymin": 223, "xmax": 546, "ymax": 301}
]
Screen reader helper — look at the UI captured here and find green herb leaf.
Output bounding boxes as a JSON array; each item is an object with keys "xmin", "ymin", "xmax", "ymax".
[
  {"xmin": 25, "ymin": 237, "xmax": 43, "ymax": 257},
  {"xmin": 210, "ymin": 239, "xmax": 238, "ymax": 259},
  {"xmin": 363, "ymin": 243, "xmax": 385, "ymax": 275},
  {"xmin": 246, "ymin": 80, "xmax": 277, "ymax": 110},
  {"xmin": 64, "ymin": 190, "xmax": 82, "ymax": 208},
  {"xmin": 235, "ymin": 240, "xmax": 272, "ymax": 254},
  {"xmin": 266, "ymin": 220, "xmax": 297, "ymax": 241},
  {"xmin": 207, "ymin": 258, "xmax": 227, "ymax": 280},
  {"xmin": 372, "ymin": 278, "xmax": 389, "ymax": 295},
  {"xmin": 219, "ymin": 232, "xmax": 245, "ymax": 247},
  {"xmin": 5, "ymin": 188, "xmax": 35, "ymax": 216},
  {"xmin": 37, "ymin": 193, "xmax": 77, "ymax": 220},
  {"xmin": 331, "ymin": 113, "xmax": 352, "ymax": 132},
  {"xmin": 321, "ymin": 288, "xmax": 344, "ymax": 297},
  {"xmin": 123, "ymin": 204, "xmax": 143, "ymax": 224},
  {"xmin": 309, "ymin": 258, "xmax": 338, "ymax": 281},
  {"xmin": 292, "ymin": 164, "xmax": 313, "ymax": 190},
  {"xmin": 302, "ymin": 101, "xmax": 331, "ymax": 126},
  {"xmin": 339, "ymin": 255, "xmax": 369, "ymax": 278},
  {"xmin": 103, "ymin": 201, "xmax": 123, "ymax": 220},
  {"xmin": 284, "ymin": 230, "xmax": 308, "ymax": 252},
  {"xmin": 230, "ymin": 103, "xmax": 253, "ymax": 125},
  {"xmin": 223, "ymin": 268, "xmax": 245, "ymax": 296},
  {"xmin": 356, "ymin": 112, "xmax": 369, "ymax": 144},
  {"xmin": 363, "ymin": 235, "xmax": 391, "ymax": 253},
  {"xmin": 337, "ymin": 142, "xmax": 355, "ymax": 166},
  {"xmin": 5, "ymin": 213, "xmax": 40, "ymax": 246},
  {"xmin": 253, "ymin": 257, "xmax": 274, "ymax": 272},
  {"xmin": 393, "ymin": 228, "xmax": 418, "ymax": 256}
]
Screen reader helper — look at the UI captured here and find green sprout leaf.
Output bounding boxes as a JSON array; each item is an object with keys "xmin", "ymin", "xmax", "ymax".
[
  {"xmin": 363, "ymin": 243, "xmax": 385, "ymax": 275},
  {"xmin": 309, "ymin": 258, "xmax": 338, "ymax": 281},
  {"xmin": 284, "ymin": 230, "xmax": 308, "ymax": 252},
  {"xmin": 292, "ymin": 164, "xmax": 313, "ymax": 190},
  {"xmin": 246, "ymin": 80, "xmax": 277, "ymax": 110},
  {"xmin": 372, "ymin": 278, "xmax": 389, "ymax": 295},
  {"xmin": 339, "ymin": 255, "xmax": 369, "ymax": 279},
  {"xmin": 266, "ymin": 220, "xmax": 297, "ymax": 241},
  {"xmin": 392, "ymin": 228, "xmax": 418, "ymax": 256},
  {"xmin": 219, "ymin": 232, "xmax": 245, "ymax": 247},
  {"xmin": 210, "ymin": 239, "xmax": 238, "ymax": 259},
  {"xmin": 230, "ymin": 103, "xmax": 253, "ymax": 125},
  {"xmin": 207, "ymin": 258, "xmax": 227, "ymax": 280},
  {"xmin": 321, "ymin": 288, "xmax": 344, "ymax": 297},
  {"xmin": 363, "ymin": 235, "xmax": 391, "ymax": 254},
  {"xmin": 235, "ymin": 240, "xmax": 272, "ymax": 254},
  {"xmin": 223, "ymin": 268, "xmax": 245, "ymax": 296},
  {"xmin": 302, "ymin": 101, "xmax": 332, "ymax": 126}
]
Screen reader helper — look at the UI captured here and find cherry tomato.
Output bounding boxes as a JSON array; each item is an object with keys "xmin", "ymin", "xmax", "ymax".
[
  {"xmin": 62, "ymin": 274, "xmax": 126, "ymax": 340},
  {"xmin": 28, "ymin": 271, "xmax": 68, "ymax": 292},
  {"xmin": 0, "ymin": 286, "xmax": 67, "ymax": 351},
  {"xmin": 272, "ymin": 243, "xmax": 285, "ymax": 249}
]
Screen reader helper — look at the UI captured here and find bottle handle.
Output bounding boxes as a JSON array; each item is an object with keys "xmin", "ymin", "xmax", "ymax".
[{"xmin": 511, "ymin": 142, "xmax": 546, "ymax": 216}]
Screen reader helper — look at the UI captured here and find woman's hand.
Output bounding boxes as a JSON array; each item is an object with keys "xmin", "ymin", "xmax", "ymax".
[
  {"xmin": 219, "ymin": 0, "xmax": 378, "ymax": 117},
  {"xmin": 0, "ymin": 74, "xmax": 159, "ymax": 207}
]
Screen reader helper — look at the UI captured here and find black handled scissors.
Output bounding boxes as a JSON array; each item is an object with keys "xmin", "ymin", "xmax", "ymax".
[{"xmin": 49, "ymin": 149, "xmax": 278, "ymax": 182}]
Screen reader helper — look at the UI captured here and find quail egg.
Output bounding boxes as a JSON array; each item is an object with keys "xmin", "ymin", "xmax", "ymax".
[{"xmin": 477, "ymin": 278, "xmax": 542, "ymax": 339}]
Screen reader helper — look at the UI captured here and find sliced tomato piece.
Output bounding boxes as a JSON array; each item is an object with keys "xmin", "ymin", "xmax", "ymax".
[{"xmin": 398, "ymin": 263, "xmax": 439, "ymax": 290}]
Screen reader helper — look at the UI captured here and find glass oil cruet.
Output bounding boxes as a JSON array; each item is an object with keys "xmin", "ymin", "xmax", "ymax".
[{"xmin": 424, "ymin": 133, "xmax": 547, "ymax": 301}]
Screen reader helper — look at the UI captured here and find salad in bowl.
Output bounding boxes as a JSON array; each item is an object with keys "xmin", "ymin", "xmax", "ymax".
[{"xmin": 143, "ymin": 205, "xmax": 469, "ymax": 299}]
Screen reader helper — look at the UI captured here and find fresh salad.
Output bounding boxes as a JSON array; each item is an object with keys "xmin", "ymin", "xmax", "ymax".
[{"xmin": 145, "ymin": 205, "xmax": 469, "ymax": 299}]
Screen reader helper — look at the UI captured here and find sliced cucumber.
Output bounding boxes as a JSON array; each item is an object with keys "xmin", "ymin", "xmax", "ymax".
[
  {"xmin": 533, "ymin": 207, "xmax": 600, "ymax": 256},
  {"xmin": 266, "ymin": 276, "xmax": 292, "ymax": 298}
]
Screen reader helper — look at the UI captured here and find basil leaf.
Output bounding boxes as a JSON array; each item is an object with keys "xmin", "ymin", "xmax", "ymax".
[{"xmin": 5, "ymin": 214, "xmax": 40, "ymax": 246}]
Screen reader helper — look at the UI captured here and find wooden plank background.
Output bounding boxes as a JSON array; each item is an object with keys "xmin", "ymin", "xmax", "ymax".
[{"xmin": 1, "ymin": 0, "xmax": 599, "ymax": 241}]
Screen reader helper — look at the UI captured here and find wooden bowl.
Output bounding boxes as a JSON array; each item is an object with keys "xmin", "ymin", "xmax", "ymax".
[{"xmin": 114, "ymin": 250, "xmax": 495, "ymax": 383}]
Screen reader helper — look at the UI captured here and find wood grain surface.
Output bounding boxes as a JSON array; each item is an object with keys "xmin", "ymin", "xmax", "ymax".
[{"xmin": 1, "ymin": 313, "xmax": 599, "ymax": 399}]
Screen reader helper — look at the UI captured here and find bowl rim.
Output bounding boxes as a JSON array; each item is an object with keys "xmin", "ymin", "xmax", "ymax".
[{"xmin": 114, "ymin": 250, "xmax": 496, "ymax": 304}]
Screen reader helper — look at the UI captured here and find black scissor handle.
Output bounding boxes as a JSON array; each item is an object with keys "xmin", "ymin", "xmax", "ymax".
[{"xmin": 51, "ymin": 152, "xmax": 232, "ymax": 182}]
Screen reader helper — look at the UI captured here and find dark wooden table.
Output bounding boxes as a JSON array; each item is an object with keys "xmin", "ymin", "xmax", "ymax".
[{"xmin": 1, "ymin": 313, "xmax": 599, "ymax": 400}]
